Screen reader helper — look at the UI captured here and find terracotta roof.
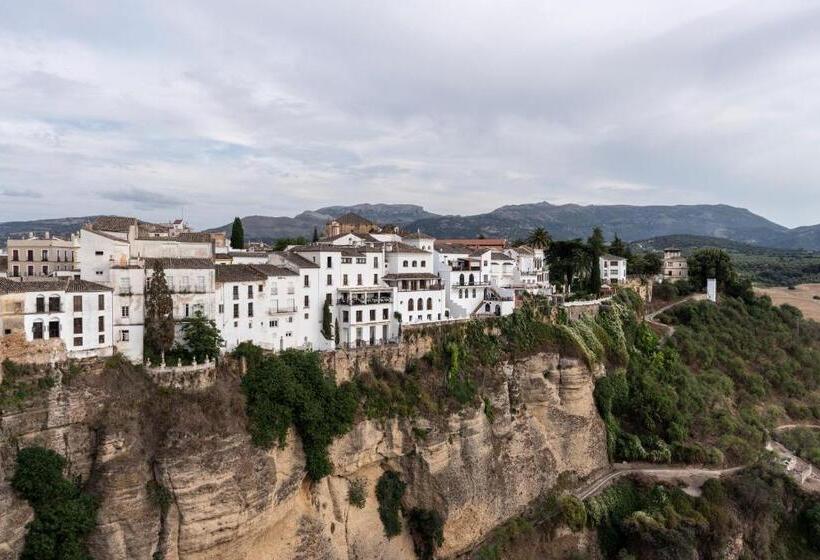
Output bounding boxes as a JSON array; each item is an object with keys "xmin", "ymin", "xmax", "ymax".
[
  {"xmin": 333, "ymin": 212, "xmax": 375, "ymax": 226},
  {"xmin": 175, "ymin": 232, "xmax": 213, "ymax": 243},
  {"xmin": 215, "ymin": 264, "xmax": 268, "ymax": 283},
  {"xmin": 278, "ymin": 251, "xmax": 320, "ymax": 269},
  {"xmin": 437, "ymin": 238, "xmax": 507, "ymax": 248},
  {"xmin": 0, "ymin": 277, "xmax": 111, "ymax": 294},
  {"xmin": 144, "ymin": 258, "xmax": 215, "ymax": 270},
  {"xmin": 435, "ymin": 242, "xmax": 472, "ymax": 254},
  {"xmin": 82, "ymin": 226, "xmax": 129, "ymax": 243},
  {"xmin": 250, "ymin": 264, "xmax": 298, "ymax": 277}
]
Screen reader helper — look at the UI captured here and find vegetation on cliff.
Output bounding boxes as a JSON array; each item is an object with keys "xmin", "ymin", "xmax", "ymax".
[
  {"xmin": 239, "ymin": 348, "xmax": 358, "ymax": 480},
  {"xmin": 375, "ymin": 470, "xmax": 406, "ymax": 538},
  {"xmin": 774, "ymin": 428, "xmax": 820, "ymax": 465},
  {"xmin": 11, "ymin": 446, "xmax": 99, "ymax": 560}
]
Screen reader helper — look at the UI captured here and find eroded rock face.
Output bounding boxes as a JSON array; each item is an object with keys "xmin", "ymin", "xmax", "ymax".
[{"xmin": 0, "ymin": 352, "xmax": 607, "ymax": 560}]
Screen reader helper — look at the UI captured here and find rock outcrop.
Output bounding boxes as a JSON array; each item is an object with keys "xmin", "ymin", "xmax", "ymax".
[{"xmin": 0, "ymin": 351, "xmax": 607, "ymax": 560}]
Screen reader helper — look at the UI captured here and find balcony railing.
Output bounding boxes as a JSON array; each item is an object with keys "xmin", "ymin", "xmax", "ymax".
[
  {"xmin": 269, "ymin": 305, "xmax": 297, "ymax": 315},
  {"xmin": 337, "ymin": 296, "xmax": 393, "ymax": 306}
]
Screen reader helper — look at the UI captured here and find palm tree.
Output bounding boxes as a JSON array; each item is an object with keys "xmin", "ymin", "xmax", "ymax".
[{"xmin": 527, "ymin": 227, "xmax": 551, "ymax": 249}]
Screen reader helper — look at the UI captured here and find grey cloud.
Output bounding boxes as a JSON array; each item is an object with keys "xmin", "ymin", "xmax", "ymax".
[
  {"xmin": 0, "ymin": 187, "xmax": 42, "ymax": 198},
  {"xmin": 99, "ymin": 187, "xmax": 185, "ymax": 209}
]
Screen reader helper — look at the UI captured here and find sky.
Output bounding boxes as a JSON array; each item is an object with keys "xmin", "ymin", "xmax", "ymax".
[{"xmin": 1, "ymin": 1, "xmax": 819, "ymax": 229}]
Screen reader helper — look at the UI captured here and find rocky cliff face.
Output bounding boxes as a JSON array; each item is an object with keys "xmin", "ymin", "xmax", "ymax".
[{"xmin": 0, "ymin": 351, "xmax": 607, "ymax": 560}]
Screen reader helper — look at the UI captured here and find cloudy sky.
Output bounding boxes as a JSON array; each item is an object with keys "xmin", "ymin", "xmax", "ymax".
[{"xmin": 1, "ymin": 1, "xmax": 819, "ymax": 229}]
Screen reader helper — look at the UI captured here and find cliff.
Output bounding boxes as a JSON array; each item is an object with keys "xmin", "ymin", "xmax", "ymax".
[{"xmin": 0, "ymin": 349, "xmax": 607, "ymax": 559}]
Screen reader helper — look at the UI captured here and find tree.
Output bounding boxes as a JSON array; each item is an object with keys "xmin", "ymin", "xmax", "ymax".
[
  {"xmin": 688, "ymin": 248, "xmax": 735, "ymax": 290},
  {"xmin": 627, "ymin": 251, "xmax": 662, "ymax": 276},
  {"xmin": 527, "ymin": 227, "xmax": 551, "ymax": 250},
  {"xmin": 334, "ymin": 318, "xmax": 340, "ymax": 346},
  {"xmin": 181, "ymin": 310, "xmax": 224, "ymax": 361},
  {"xmin": 546, "ymin": 239, "xmax": 590, "ymax": 293},
  {"xmin": 609, "ymin": 234, "xmax": 628, "ymax": 257},
  {"xmin": 230, "ymin": 217, "xmax": 245, "ymax": 250},
  {"xmin": 144, "ymin": 262, "xmax": 175, "ymax": 358},
  {"xmin": 588, "ymin": 227, "xmax": 605, "ymax": 293},
  {"xmin": 312, "ymin": 227, "xmax": 319, "ymax": 243},
  {"xmin": 321, "ymin": 299, "xmax": 333, "ymax": 340}
]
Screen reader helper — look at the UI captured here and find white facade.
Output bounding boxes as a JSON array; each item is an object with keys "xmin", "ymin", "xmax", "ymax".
[
  {"xmin": 600, "ymin": 254, "xmax": 628, "ymax": 284},
  {"xmin": 0, "ymin": 278, "xmax": 114, "ymax": 359}
]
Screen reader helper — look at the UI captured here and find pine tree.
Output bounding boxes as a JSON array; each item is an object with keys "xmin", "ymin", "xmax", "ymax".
[
  {"xmin": 182, "ymin": 310, "xmax": 224, "ymax": 360},
  {"xmin": 144, "ymin": 261, "xmax": 175, "ymax": 358},
  {"xmin": 231, "ymin": 217, "xmax": 245, "ymax": 250}
]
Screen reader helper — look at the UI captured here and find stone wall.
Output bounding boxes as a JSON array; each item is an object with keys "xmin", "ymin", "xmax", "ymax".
[
  {"xmin": 0, "ymin": 332, "xmax": 67, "ymax": 370},
  {"xmin": 144, "ymin": 359, "xmax": 218, "ymax": 391},
  {"xmin": 321, "ymin": 335, "xmax": 434, "ymax": 382}
]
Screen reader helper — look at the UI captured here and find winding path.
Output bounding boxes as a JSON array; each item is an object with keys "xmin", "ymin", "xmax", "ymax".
[{"xmin": 645, "ymin": 294, "xmax": 706, "ymax": 338}]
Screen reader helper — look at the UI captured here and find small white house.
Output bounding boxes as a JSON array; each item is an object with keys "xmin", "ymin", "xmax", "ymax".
[{"xmin": 600, "ymin": 254, "xmax": 627, "ymax": 284}]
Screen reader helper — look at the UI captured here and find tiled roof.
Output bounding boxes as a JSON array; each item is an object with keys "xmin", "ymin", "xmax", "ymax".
[
  {"xmin": 215, "ymin": 264, "xmax": 267, "ymax": 283},
  {"xmin": 437, "ymin": 238, "xmax": 507, "ymax": 248},
  {"xmin": 144, "ymin": 258, "xmax": 215, "ymax": 270},
  {"xmin": 175, "ymin": 232, "xmax": 213, "ymax": 243},
  {"xmin": 82, "ymin": 226, "xmax": 129, "ymax": 243},
  {"xmin": 66, "ymin": 279, "xmax": 112, "ymax": 293},
  {"xmin": 0, "ymin": 277, "xmax": 111, "ymax": 294},
  {"xmin": 278, "ymin": 251, "xmax": 320, "ymax": 269},
  {"xmin": 434, "ymin": 242, "xmax": 472, "ymax": 254},
  {"xmin": 490, "ymin": 252, "xmax": 515, "ymax": 261},
  {"xmin": 388, "ymin": 242, "xmax": 429, "ymax": 254},
  {"xmin": 228, "ymin": 251, "xmax": 269, "ymax": 258},
  {"xmin": 251, "ymin": 264, "xmax": 298, "ymax": 277},
  {"xmin": 294, "ymin": 244, "xmax": 344, "ymax": 253},
  {"xmin": 333, "ymin": 212, "xmax": 374, "ymax": 226},
  {"xmin": 322, "ymin": 232, "xmax": 364, "ymax": 242}
]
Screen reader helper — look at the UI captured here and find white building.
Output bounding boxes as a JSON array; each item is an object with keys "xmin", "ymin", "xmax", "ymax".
[
  {"xmin": 662, "ymin": 248, "xmax": 689, "ymax": 280},
  {"xmin": 383, "ymin": 241, "xmax": 446, "ymax": 326},
  {"xmin": 0, "ymin": 277, "xmax": 114, "ymax": 359},
  {"xmin": 600, "ymin": 254, "xmax": 628, "ymax": 284}
]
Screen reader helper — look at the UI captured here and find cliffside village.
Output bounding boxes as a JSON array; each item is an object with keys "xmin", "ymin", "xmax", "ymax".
[{"xmin": 0, "ymin": 213, "xmax": 686, "ymax": 364}]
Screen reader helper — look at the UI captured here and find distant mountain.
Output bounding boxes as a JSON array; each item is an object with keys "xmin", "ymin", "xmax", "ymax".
[
  {"xmin": 207, "ymin": 204, "xmax": 440, "ymax": 241},
  {"xmin": 405, "ymin": 202, "xmax": 794, "ymax": 246},
  {"xmin": 629, "ymin": 234, "xmax": 802, "ymax": 256},
  {"xmin": 0, "ymin": 216, "xmax": 99, "ymax": 244}
]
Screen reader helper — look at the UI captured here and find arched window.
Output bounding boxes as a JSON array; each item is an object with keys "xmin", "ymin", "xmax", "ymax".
[
  {"xmin": 484, "ymin": 303, "xmax": 490, "ymax": 312},
  {"xmin": 458, "ymin": 289, "xmax": 463, "ymax": 298},
  {"xmin": 472, "ymin": 289, "xmax": 477, "ymax": 298},
  {"xmin": 459, "ymin": 273, "xmax": 465, "ymax": 286},
  {"xmin": 35, "ymin": 295, "xmax": 45, "ymax": 313},
  {"xmin": 412, "ymin": 260, "xmax": 417, "ymax": 267},
  {"xmin": 417, "ymin": 298, "xmax": 423, "ymax": 311},
  {"xmin": 408, "ymin": 299, "xmax": 414, "ymax": 311},
  {"xmin": 495, "ymin": 305, "xmax": 501, "ymax": 316},
  {"xmin": 426, "ymin": 297, "xmax": 433, "ymax": 310},
  {"xmin": 468, "ymin": 273, "xmax": 474, "ymax": 285},
  {"xmin": 403, "ymin": 260, "xmax": 409, "ymax": 267}
]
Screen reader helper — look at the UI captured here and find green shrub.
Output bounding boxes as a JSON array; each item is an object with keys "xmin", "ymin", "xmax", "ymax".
[
  {"xmin": 348, "ymin": 477, "xmax": 367, "ymax": 509},
  {"xmin": 146, "ymin": 480, "xmax": 173, "ymax": 514},
  {"xmin": 407, "ymin": 508, "xmax": 444, "ymax": 560},
  {"xmin": 241, "ymin": 348, "xmax": 358, "ymax": 480},
  {"xmin": 12, "ymin": 447, "xmax": 98, "ymax": 560},
  {"xmin": 375, "ymin": 471, "xmax": 406, "ymax": 538},
  {"xmin": 559, "ymin": 494, "xmax": 587, "ymax": 532}
]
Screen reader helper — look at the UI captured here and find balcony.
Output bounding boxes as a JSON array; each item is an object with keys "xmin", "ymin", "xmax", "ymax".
[
  {"xmin": 337, "ymin": 295, "xmax": 393, "ymax": 306},
  {"xmin": 397, "ymin": 281, "xmax": 445, "ymax": 291},
  {"xmin": 268, "ymin": 305, "xmax": 297, "ymax": 315}
]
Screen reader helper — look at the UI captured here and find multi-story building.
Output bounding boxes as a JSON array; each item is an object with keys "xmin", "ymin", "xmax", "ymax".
[
  {"xmin": 322, "ymin": 212, "xmax": 378, "ymax": 238},
  {"xmin": 662, "ymin": 248, "xmax": 689, "ymax": 280},
  {"xmin": 6, "ymin": 233, "xmax": 78, "ymax": 279},
  {"xmin": 600, "ymin": 254, "xmax": 628, "ymax": 284},
  {"xmin": 0, "ymin": 277, "xmax": 113, "ymax": 359},
  {"xmin": 383, "ymin": 242, "xmax": 446, "ymax": 325}
]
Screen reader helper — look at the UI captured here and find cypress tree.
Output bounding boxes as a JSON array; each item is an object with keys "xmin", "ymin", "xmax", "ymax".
[
  {"xmin": 321, "ymin": 299, "xmax": 333, "ymax": 340},
  {"xmin": 231, "ymin": 217, "xmax": 245, "ymax": 250},
  {"xmin": 312, "ymin": 227, "xmax": 319, "ymax": 243},
  {"xmin": 588, "ymin": 227, "xmax": 604, "ymax": 294},
  {"xmin": 145, "ymin": 261, "xmax": 175, "ymax": 358}
]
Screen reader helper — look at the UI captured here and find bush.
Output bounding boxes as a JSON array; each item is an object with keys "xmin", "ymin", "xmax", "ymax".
[
  {"xmin": 146, "ymin": 480, "xmax": 173, "ymax": 514},
  {"xmin": 241, "ymin": 348, "xmax": 358, "ymax": 480},
  {"xmin": 559, "ymin": 495, "xmax": 587, "ymax": 532},
  {"xmin": 407, "ymin": 508, "xmax": 444, "ymax": 560},
  {"xmin": 348, "ymin": 477, "xmax": 367, "ymax": 509},
  {"xmin": 11, "ymin": 447, "xmax": 98, "ymax": 560},
  {"xmin": 375, "ymin": 471, "xmax": 406, "ymax": 538}
]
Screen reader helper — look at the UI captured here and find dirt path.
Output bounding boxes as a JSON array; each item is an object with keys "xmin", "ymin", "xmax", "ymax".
[{"xmin": 644, "ymin": 293, "xmax": 706, "ymax": 338}]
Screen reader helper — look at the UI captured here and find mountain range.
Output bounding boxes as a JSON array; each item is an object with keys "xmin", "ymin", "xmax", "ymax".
[{"xmin": 1, "ymin": 202, "xmax": 819, "ymax": 251}]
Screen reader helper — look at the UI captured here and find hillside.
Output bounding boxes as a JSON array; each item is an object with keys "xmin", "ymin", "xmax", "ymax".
[{"xmin": 0, "ymin": 215, "xmax": 99, "ymax": 244}]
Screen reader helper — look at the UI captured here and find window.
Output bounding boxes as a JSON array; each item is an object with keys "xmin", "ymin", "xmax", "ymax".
[
  {"xmin": 408, "ymin": 299, "xmax": 414, "ymax": 311},
  {"xmin": 427, "ymin": 297, "xmax": 433, "ymax": 310},
  {"xmin": 327, "ymin": 256, "xmax": 332, "ymax": 267},
  {"xmin": 233, "ymin": 304, "xmax": 240, "ymax": 319},
  {"xmin": 218, "ymin": 304, "xmax": 224, "ymax": 314},
  {"xmin": 121, "ymin": 330, "xmax": 130, "ymax": 342},
  {"xmin": 12, "ymin": 265, "xmax": 19, "ymax": 277},
  {"xmin": 373, "ymin": 274, "xmax": 378, "ymax": 284},
  {"xmin": 304, "ymin": 312, "xmax": 309, "ymax": 320},
  {"xmin": 369, "ymin": 309, "xmax": 376, "ymax": 321},
  {"xmin": 98, "ymin": 316, "xmax": 105, "ymax": 332},
  {"xmin": 48, "ymin": 296, "xmax": 60, "ymax": 312},
  {"xmin": 121, "ymin": 306, "xmax": 129, "ymax": 318},
  {"xmin": 95, "ymin": 250, "xmax": 104, "ymax": 256},
  {"xmin": 99, "ymin": 334, "xmax": 105, "ymax": 344},
  {"xmin": 303, "ymin": 295, "xmax": 310, "ymax": 308},
  {"xmin": 258, "ymin": 284, "xmax": 264, "ymax": 293},
  {"xmin": 417, "ymin": 298, "xmax": 423, "ymax": 311},
  {"xmin": 355, "ymin": 310, "xmax": 362, "ymax": 322},
  {"xmin": 12, "ymin": 249, "xmax": 18, "ymax": 261},
  {"xmin": 270, "ymin": 320, "xmax": 278, "ymax": 327},
  {"xmin": 233, "ymin": 286, "xmax": 239, "ymax": 300},
  {"xmin": 27, "ymin": 250, "xmax": 33, "ymax": 261},
  {"xmin": 342, "ymin": 310, "xmax": 349, "ymax": 323},
  {"xmin": 73, "ymin": 317, "xmax": 83, "ymax": 334},
  {"xmin": 74, "ymin": 337, "xmax": 83, "ymax": 347},
  {"xmin": 184, "ymin": 303, "xmax": 190, "ymax": 318},
  {"xmin": 403, "ymin": 260, "xmax": 409, "ymax": 268},
  {"xmin": 356, "ymin": 274, "xmax": 362, "ymax": 286},
  {"xmin": 42, "ymin": 249, "xmax": 48, "ymax": 260},
  {"xmin": 412, "ymin": 260, "xmax": 417, "ymax": 267},
  {"xmin": 73, "ymin": 295, "xmax": 83, "ymax": 312},
  {"xmin": 27, "ymin": 265, "xmax": 33, "ymax": 276},
  {"xmin": 343, "ymin": 274, "xmax": 348, "ymax": 286},
  {"xmin": 32, "ymin": 322, "xmax": 43, "ymax": 340},
  {"xmin": 42, "ymin": 265, "xmax": 48, "ymax": 275},
  {"xmin": 303, "ymin": 275, "xmax": 310, "ymax": 287},
  {"xmin": 373, "ymin": 257, "xmax": 379, "ymax": 268},
  {"xmin": 248, "ymin": 302, "xmax": 254, "ymax": 317},
  {"xmin": 248, "ymin": 285, "xmax": 253, "ymax": 298},
  {"xmin": 382, "ymin": 308, "xmax": 389, "ymax": 320},
  {"xmin": 420, "ymin": 260, "xmax": 426, "ymax": 268},
  {"xmin": 98, "ymin": 294, "xmax": 105, "ymax": 310},
  {"xmin": 326, "ymin": 274, "xmax": 332, "ymax": 286}
]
